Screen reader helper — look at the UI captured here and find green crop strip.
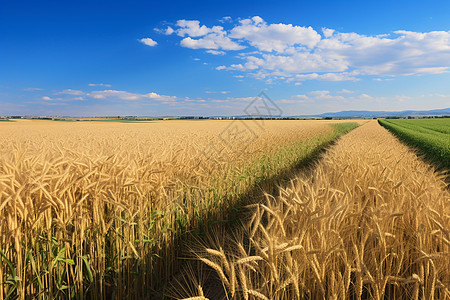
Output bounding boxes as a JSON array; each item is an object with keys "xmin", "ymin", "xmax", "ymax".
[{"xmin": 379, "ymin": 118, "xmax": 449, "ymax": 170}]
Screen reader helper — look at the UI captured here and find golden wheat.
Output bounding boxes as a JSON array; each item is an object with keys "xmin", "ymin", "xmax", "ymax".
[
  {"xmin": 187, "ymin": 120, "xmax": 449, "ymax": 299},
  {"xmin": 0, "ymin": 119, "xmax": 355, "ymax": 299}
]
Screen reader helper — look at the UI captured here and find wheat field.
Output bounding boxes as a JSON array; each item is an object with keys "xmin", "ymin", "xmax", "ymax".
[
  {"xmin": 180, "ymin": 120, "xmax": 450, "ymax": 300},
  {"xmin": 0, "ymin": 119, "xmax": 358, "ymax": 299}
]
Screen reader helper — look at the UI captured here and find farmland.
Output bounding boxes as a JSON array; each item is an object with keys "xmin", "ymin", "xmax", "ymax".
[
  {"xmin": 181, "ymin": 120, "xmax": 450, "ymax": 300},
  {"xmin": 0, "ymin": 119, "xmax": 359, "ymax": 299},
  {"xmin": 378, "ymin": 118, "xmax": 450, "ymax": 170},
  {"xmin": 1, "ymin": 119, "xmax": 448, "ymax": 300}
]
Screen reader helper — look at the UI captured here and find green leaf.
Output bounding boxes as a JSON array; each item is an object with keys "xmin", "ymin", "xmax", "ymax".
[
  {"xmin": 27, "ymin": 251, "xmax": 43, "ymax": 290},
  {"xmin": 82, "ymin": 255, "xmax": 94, "ymax": 283},
  {"xmin": 0, "ymin": 249, "xmax": 16, "ymax": 279},
  {"xmin": 55, "ymin": 247, "xmax": 66, "ymax": 262}
]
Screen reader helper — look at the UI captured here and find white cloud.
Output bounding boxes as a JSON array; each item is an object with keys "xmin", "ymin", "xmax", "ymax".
[
  {"xmin": 24, "ymin": 87, "xmax": 43, "ymax": 91},
  {"xmin": 88, "ymin": 83, "xmax": 112, "ymax": 87},
  {"xmin": 219, "ymin": 16, "xmax": 232, "ymax": 23},
  {"xmin": 154, "ymin": 26, "xmax": 174, "ymax": 35},
  {"xmin": 248, "ymin": 52, "xmax": 348, "ymax": 73},
  {"xmin": 322, "ymin": 28, "xmax": 335, "ymax": 38},
  {"xmin": 293, "ymin": 72, "xmax": 359, "ymax": 82},
  {"xmin": 205, "ymin": 90, "xmax": 230, "ymax": 94},
  {"xmin": 164, "ymin": 16, "xmax": 450, "ymax": 82},
  {"xmin": 165, "ymin": 19, "xmax": 245, "ymax": 51},
  {"xmin": 165, "ymin": 26, "xmax": 174, "ymax": 35},
  {"xmin": 316, "ymin": 30, "xmax": 450, "ymax": 77},
  {"xmin": 278, "ymin": 98, "xmax": 310, "ymax": 104},
  {"xmin": 47, "ymin": 88, "xmax": 179, "ymax": 103},
  {"xmin": 226, "ymin": 96, "xmax": 264, "ymax": 102},
  {"xmin": 337, "ymin": 89, "xmax": 355, "ymax": 94},
  {"xmin": 90, "ymin": 90, "xmax": 140, "ymax": 100},
  {"xmin": 359, "ymin": 94, "xmax": 373, "ymax": 99},
  {"xmin": 88, "ymin": 90, "xmax": 178, "ymax": 102},
  {"xmin": 180, "ymin": 33, "xmax": 244, "ymax": 50},
  {"xmin": 144, "ymin": 92, "xmax": 178, "ymax": 102},
  {"xmin": 309, "ymin": 90, "xmax": 330, "ymax": 97},
  {"xmin": 307, "ymin": 90, "xmax": 346, "ymax": 100},
  {"xmin": 139, "ymin": 38, "xmax": 157, "ymax": 47},
  {"xmin": 373, "ymin": 77, "xmax": 395, "ymax": 81},
  {"xmin": 57, "ymin": 89, "xmax": 85, "ymax": 95},
  {"xmin": 175, "ymin": 20, "xmax": 216, "ymax": 37},
  {"xmin": 229, "ymin": 16, "xmax": 321, "ymax": 52},
  {"xmin": 206, "ymin": 50, "xmax": 226, "ymax": 55}
]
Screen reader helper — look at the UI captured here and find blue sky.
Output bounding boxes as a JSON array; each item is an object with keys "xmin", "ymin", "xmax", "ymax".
[{"xmin": 1, "ymin": 0, "xmax": 450, "ymax": 116}]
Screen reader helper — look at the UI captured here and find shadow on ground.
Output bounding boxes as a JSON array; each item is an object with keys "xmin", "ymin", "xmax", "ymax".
[{"xmin": 151, "ymin": 131, "xmax": 355, "ymax": 299}]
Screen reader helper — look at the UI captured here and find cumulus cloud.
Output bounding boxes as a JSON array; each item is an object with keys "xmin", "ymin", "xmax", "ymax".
[
  {"xmin": 139, "ymin": 38, "xmax": 158, "ymax": 47},
  {"xmin": 42, "ymin": 96, "xmax": 52, "ymax": 100},
  {"xmin": 229, "ymin": 16, "xmax": 321, "ymax": 52},
  {"xmin": 175, "ymin": 20, "xmax": 216, "ymax": 37},
  {"xmin": 144, "ymin": 92, "xmax": 178, "ymax": 102},
  {"xmin": 322, "ymin": 28, "xmax": 335, "ymax": 38},
  {"xmin": 158, "ymin": 19, "xmax": 245, "ymax": 51},
  {"xmin": 180, "ymin": 33, "xmax": 244, "ymax": 50},
  {"xmin": 160, "ymin": 16, "xmax": 450, "ymax": 82}
]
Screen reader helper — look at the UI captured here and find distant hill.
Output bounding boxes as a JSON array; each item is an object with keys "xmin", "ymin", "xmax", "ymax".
[{"xmin": 311, "ymin": 107, "xmax": 450, "ymax": 118}]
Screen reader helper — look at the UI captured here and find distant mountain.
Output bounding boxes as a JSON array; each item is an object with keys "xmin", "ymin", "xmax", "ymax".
[
  {"xmin": 211, "ymin": 108, "xmax": 450, "ymax": 119},
  {"xmin": 311, "ymin": 107, "xmax": 450, "ymax": 118}
]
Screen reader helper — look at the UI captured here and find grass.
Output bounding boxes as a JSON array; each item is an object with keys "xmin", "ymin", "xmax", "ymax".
[
  {"xmin": 0, "ymin": 120, "xmax": 359, "ymax": 299},
  {"xmin": 378, "ymin": 118, "xmax": 450, "ymax": 170},
  {"xmin": 178, "ymin": 121, "xmax": 450, "ymax": 300}
]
